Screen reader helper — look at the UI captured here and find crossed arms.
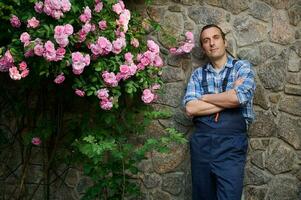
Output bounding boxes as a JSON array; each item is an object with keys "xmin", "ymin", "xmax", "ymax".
[
  {"xmin": 184, "ymin": 61, "xmax": 255, "ymax": 117},
  {"xmin": 185, "ymin": 79, "xmax": 243, "ymax": 117}
]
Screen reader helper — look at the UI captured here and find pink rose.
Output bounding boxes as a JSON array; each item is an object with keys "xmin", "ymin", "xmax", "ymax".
[
  {"xmin": 102, "ymin": 71, "xmax": 118, "ymax": 87},
  {"xmin": 21, "ymin": 69, "xmax": 29, "ymax": 78},
  {"xmin": 79, "ymin": 6, "xmax": 92, "ymax": 23},
  {"xmin": 19, "ymin": 61, "xmax": 27, "ymax": 71},
  {"xmin": 185, "ymin": 31, "xmax": 194, "ymax": 41},
  {"xmin": 34, "ymin": 2, "xmax": 44, "ymax": 13},
  {"xmin": 43, "ymin": 41, "xmax": 56, "ymax": 61},
  {"xmin": 55, "ymin": 47, "xmax": 66, "ymax": 61},
  {"xmin": 34, "ymin": 44, "xmax": 44, "ymax": 56},
  {"xmin": 169, "ymin": 48, "xmax": 177, "ymax": 54},
  {"xmin": 180, "ymin": 42, "xmax": 194, "ymax": 53},
  {"xmin": 82, "ymin": 23, "xmax": 92, "ymax": 33},
  {"xmin": 27, "ymin": 17, "xmax": 40, "ymax": 28},
  {"xmin": 147, "ymin": 40, "xmax": 160, "ymax": 53},
  {"xmin": 97, "ymin": 88, "xmax": 109, "ymax": 100},
  {"xmin": 32, "ymin": 137, "xmax": 42, "ymax": 146},
  {"xmin": 140, "ymin": 56, "xmax": 151, "ymax": 67},
  {"xmin": 153, "ymin": 55, "xmax": 163, "ymax": 67},
  {"xmin": 130, "ymin": 38, "xmax": 139, "ymax": 48},
  {"xmin": 112, "ymin": 2, "xmax": 123, "ymax": 14},
  {"xmin": 151, "ymin": 83, "xmax": 161, "ymax": 90},
  {"xmin": 94, "ymin": 2, "xmax": 103, "ymax": 12},
  {"xmin": 98, "ymin": 20, "xmax": 107, "ymax": 30},
  {"xmin": 61, "ymin": 0, "xmax": 71, "ymax": 12},
  {"xmin": 10, "ymin": 15, "xmax": 21, "ymax": 28},
  {"xmin": 0, "ymin": 50, "xmax": 14, "ymax": 72},
  {"xmin": 124, "ymin": 52, "xmax": 133, "ymax": 63},
  {"xmin": 64, "ymin": 24, "xmax": 74, "ymax": 35},
  {"xmin": 141, "ymin": 89, "xmax": 155, "ymax": 104},
  {"xmin": 9, "ymin": 66, "xmax": 21, "ymax": 80},
  {"xmin": 54, "ymin": 73, "xmax": 65, "ymax": 84},
  {"xmin": 20, "ymin": 32, "xmax": 31, "ymax": 45},
  {"xmin": 100, "ymin": 98, "xmax": 113, "ymax": 110},
  {"xmin": 75, "ymin": 89, "xmax": 85, "ymax": 97}
]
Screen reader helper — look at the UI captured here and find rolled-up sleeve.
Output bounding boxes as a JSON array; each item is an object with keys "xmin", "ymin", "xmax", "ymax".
[
  {"xmin": 234, "ymin": 61, "xmax": 256, "ymax": 106},
  {"xmin": 182, "ymin": 70, "xmax": 203, "ymax": 106}
]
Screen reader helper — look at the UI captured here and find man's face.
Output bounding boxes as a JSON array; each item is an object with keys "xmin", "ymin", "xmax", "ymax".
[{"xmin": 200, "ymin": 27, "xmax": 227, "ymax": 60}]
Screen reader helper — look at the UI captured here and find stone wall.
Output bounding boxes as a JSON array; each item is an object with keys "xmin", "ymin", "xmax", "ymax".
[
  {"xmin": 131, "ymin": 0, "xmax": 301, "ymax": 199},
  {"xmin": 1, "ymin": 0, "xmax": 300, "ymax": 199}
]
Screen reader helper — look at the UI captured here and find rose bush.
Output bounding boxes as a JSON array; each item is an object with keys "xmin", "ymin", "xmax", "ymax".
[
  {"xmin": 0, "ymin": 0, "xmax": 187, "ymax": 199},
  {"xmin": 0, "ymin": 0, "xmax": 163, "ymax": 110}
]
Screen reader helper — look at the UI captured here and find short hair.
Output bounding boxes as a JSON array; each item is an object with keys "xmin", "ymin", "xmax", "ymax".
[{"xmin": 200, "ymin": 24, "xmax": 226, "ymax": 45}]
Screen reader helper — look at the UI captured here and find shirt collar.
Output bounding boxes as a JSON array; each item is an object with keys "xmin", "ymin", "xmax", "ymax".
[{"xmin": 205, "ymin": 55, "xmax": 235, "ymax": 72}]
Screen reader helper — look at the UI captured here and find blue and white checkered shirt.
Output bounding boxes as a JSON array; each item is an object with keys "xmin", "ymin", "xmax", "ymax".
[{"xmin": 183, "ymin": 56, "xmax": 256, "ymax": 124}]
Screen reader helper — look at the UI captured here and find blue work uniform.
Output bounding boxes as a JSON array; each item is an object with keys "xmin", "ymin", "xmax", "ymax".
[{"xmin": 189, "ymin": 60, "xmax": 249, "ymax": 200}]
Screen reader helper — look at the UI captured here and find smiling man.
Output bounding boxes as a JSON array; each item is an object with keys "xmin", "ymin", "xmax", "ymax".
[{"xmin": 183, "ymin": 24, "xmax": 256, "ymax": 200}]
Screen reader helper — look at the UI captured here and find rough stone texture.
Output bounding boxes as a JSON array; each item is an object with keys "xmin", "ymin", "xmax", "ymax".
[
  {"xmin": 150, "ymin": 189, "xmax": 172, "ymax": 200},
  {"xmin": 286, "ymin": 72, "xmax": 300, "ymax": 85},
  {"xmin": 203, "ymin": 0, "xmax": 222, "ymax": 7},
  {"xmin": 248, "ymin": 111, "xmax": 277, "ymax": 137},
  {"xmin": 265, "ymin": 139, "xmax": 297, "ymax": 174},
  {"xmin": 244, "ymin": 186, "xmax": 268, "ymax": 200},
  {"xmin": 237, "ymin": 47, "xmax": 261, "ymax": 65},
  {"xmin": 221, "ymin": 0, "xmax": 249, "ymax": 15},
  {"xmin": 266, "ymin": 175, "xmax": 301, "ymax": 200},
  {"xmin": 233, "ymin": 16, "xmax": 267, "ymax": 47},
  {"xmin": 288, "ymin": 49, "xmax": 300, "ymax": 72},
  {"xmin": 137, "ymin": 159, "xmax": 154, "ymax": 173},
  {"xmin": 279, "ymin": 95, "xmax": 301, "ymax": 116},
  {"xmin": 257, "ymin": 60, "xmax": 286, "ymax": 91},
  {"xmin": 152, "ymin": 143, "xmax": 187, "ymax": 174},
  {"xmin": 278, "ymin": 114, "xmax": 301, "ymax": 149},
  {"xmin": 244, "ymin": 165, "xmax": 272, "ymax": 185},
  {"xmin": 249, "ymin": 1, "xmax": 272, "ymax": 22},
  {"xmin": 161, "ymin": 66, "xmax": 185, "ymax": 83},
  {"xmin": 65, "ymin": 168, "xmax": 79, "ymax": 187},
  {"xmin": 143, "ymin": 173, "xmax": 161, "ymax": 189},
  {"xmin": 155, "ymin": 82, "xmax": 186, "ymax": 107},
  {"xmin": 259, "ymin": 44, "xmax": 277, "ymax": 61},
  {"xmin": 162, "ymin": 172, "xmax": 184, "ymax": 195},
  {"xmin": 288, "ymin": 2, "xmax": 301, "ymax": 26},
  {"xmin": 188, "ymin": 6, "xmax": 226, "ymax": 25},
  {"xmin": 270, "ymin": 10, "xmax": 295, "ymax": 45},
  {"xmin": 250, "ymin": 139, "xmax": 270, "ymax": 151},
  {"xmin": 147, "ymin": 7, "xmax": 164, "ymax": 23},
  {"xmin": 285, "ymin": 84, "xmax": 301, "ymax": 95},
  {"xmin": 253, "ymin": 84, "xmax": 270, "ymax": 109},
  {"xmin": 250, "ymin": 150, "xmax": 265, "ymax": 169},
  {"xmin": 261, "ymin": 0, "xmax": 294, "ymax": 9},
  {"xmin": 292, "ymin": 41, "xmax": 301, "ymax": 57},
  {"xmin": 158, "ymin": 12, "xmax": 183, "ymax": 48}
]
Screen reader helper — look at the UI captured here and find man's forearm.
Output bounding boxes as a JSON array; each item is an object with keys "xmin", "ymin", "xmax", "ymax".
[
  {"xmin": 201, "ymin": 89, "xmax": 240, "ymax": 108},
  {"xmin": 185, "ymin": 100, "xmax": 224, "ymax": 117}
]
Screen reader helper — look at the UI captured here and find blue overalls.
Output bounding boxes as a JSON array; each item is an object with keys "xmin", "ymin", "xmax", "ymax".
[{"xmin": 190, "ymin": 62, "xmax": 248, "ymax": 200}]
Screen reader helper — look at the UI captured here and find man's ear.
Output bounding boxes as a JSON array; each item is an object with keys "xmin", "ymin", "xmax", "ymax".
[{"xmin": 224, "ymin": 39, "xmax": 228, "ymax": 48}]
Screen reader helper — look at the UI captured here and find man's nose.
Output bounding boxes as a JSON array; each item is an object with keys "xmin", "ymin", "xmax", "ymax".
[{"xmin": 209, "ymin": 40, "xmax": 215, "ymax": 46}]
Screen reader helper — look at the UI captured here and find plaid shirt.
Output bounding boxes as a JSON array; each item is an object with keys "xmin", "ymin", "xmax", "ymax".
[{"xmin": 183, "ymin": 56, "xmax": 256, "ymax": 124}]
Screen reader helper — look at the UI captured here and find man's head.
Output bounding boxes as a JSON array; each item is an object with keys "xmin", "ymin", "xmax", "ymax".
[{"xmin": 200, "ymin": 24, "xmax": 227, "ymax": 61}]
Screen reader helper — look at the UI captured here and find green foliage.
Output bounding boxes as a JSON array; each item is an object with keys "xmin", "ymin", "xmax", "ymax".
[{"xmin": 0, "ymin": 0, "xmax": 187, "ymax": 199}]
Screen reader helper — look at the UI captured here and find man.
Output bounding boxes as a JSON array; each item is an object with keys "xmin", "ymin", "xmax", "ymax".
[{"xmin": 183, "ymin": 24, "xmax": 256, "ymax": 200}]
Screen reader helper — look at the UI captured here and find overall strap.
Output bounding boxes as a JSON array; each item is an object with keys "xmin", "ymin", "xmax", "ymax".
[
  {"xmin": 222, "ymin": 59, "xmax": 237, "ymax": 92},
  {"xmin": 201, "ymin": 66, "xmax": 209, "ymax": 94}
]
